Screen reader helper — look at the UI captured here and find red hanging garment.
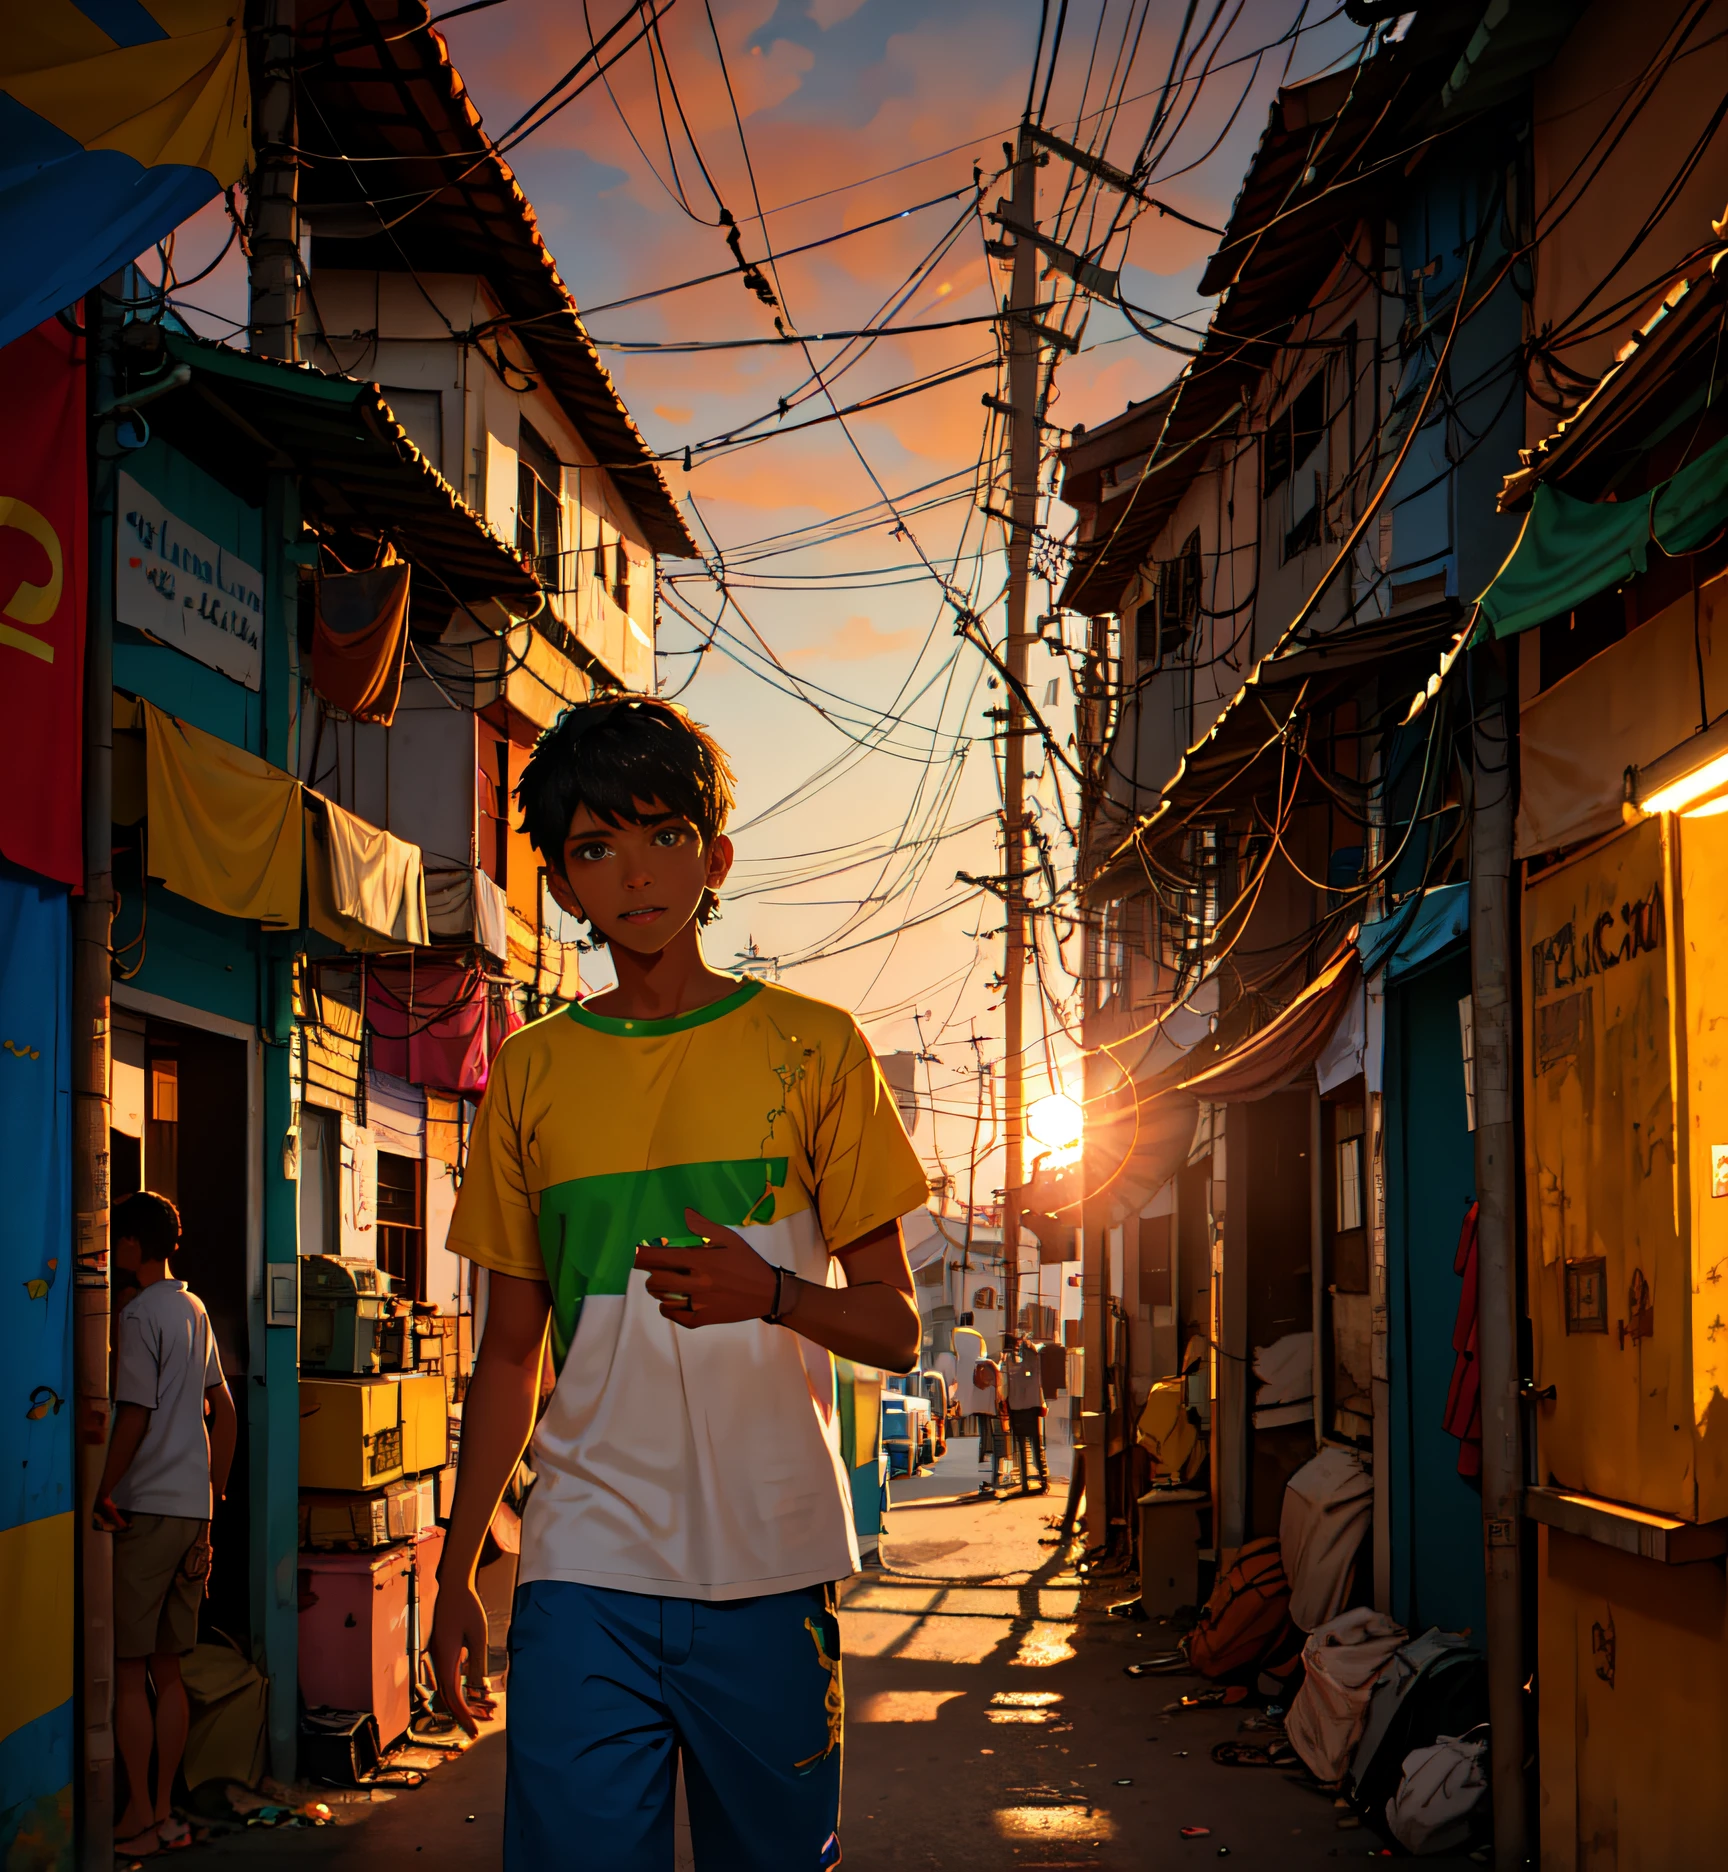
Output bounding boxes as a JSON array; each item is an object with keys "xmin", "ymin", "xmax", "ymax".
[{"xmin": 1442, "ymin": 1201, "xmax": 1483, "ymax": 1479}]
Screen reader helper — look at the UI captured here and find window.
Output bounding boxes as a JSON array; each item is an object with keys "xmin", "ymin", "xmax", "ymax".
[
  {"xmin": 1264, "ymin": 372, "xmax": 1326, "ymax": 504},
  {"xmin": 517, "ymin": 419, "xmax": 563, "ymax": 590},
  {"xmin": 1334, "ymin": 1107, "xmax": 1365, "ymax": 1234},
  {"xmin": 1138, "ymin": 531, "xmax": 1202, "ymax": 670},
  {"xmin": 376, "ymin": 1151, "xmax": 424, "ymax": 1299}
]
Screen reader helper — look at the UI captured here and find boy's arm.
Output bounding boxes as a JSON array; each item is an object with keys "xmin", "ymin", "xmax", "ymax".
[
  {"xmin": 638, "ymin": 1210, "xmax": 920, "ymax": 1372},
  {"xmin": 430, "ymin": 1270, "xmax": 551, "ymax": 1737},
  {"xmin": 206, "ymin": 1381, "xmax": 237, "ymax": 1503},
  {"xmin": 93, "ymin": 1404, "xmax": 152, "ymax": 1530}
]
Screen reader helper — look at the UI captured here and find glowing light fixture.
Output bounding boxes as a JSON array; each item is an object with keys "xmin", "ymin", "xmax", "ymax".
[
  {"xmin": 1633, "ymin": 718, "xmax": 1728, "ymax": 816},
  {"xmin": 1026, "ymin": 1092, "xmax": 1083, "ymax": 1154}
]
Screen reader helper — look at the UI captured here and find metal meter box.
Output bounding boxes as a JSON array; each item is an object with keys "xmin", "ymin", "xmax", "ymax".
[
  {"xmin": 300, "ymin": 1256, "xmax": 395, "ymax": 1374},
  {"xmin": 1524, "ymin": 810, "xmax": 1728, "ymax": 1522}
]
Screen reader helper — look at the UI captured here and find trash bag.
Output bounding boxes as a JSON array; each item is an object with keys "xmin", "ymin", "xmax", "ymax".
[
  {"xmin": 1349, "ymin": 1630, "xmax": 1486, "ymax": 1820},
  {"xmin": 1386, "ymin": 1727, "xmax": 1490, "ymax": 1855},
  {"xmin": 1286, "ymin": 1607, "xmax": 1407, "ymax": 1783}
]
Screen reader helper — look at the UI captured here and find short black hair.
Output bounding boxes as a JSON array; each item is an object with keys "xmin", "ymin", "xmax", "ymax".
[
  {"xmin": 515, "ymin": 697, "xmax": 736, "ymax": 925},
  {"xmin": 113, "ymin": 1190, "xmax": 181, "ymax": 1262}
]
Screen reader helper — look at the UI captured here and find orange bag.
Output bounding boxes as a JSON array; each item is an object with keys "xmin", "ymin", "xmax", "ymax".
[{"xmin": 1187, "ymin": 1537, "xmax": 1302, "ymax": 1684}]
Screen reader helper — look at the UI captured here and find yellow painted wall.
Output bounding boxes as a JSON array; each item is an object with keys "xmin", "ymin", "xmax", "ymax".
[
  {"xmin": 1524, "ymin": 819, "xmax": 1692, "ymax": 1515},
  {"xmin": 1537, "ymin": 1525, "xmax": 1728, "ymax": 1869},
  {"xmin": 0, "ymin": 1512, "xmax": 74, "ymax": 1745}
]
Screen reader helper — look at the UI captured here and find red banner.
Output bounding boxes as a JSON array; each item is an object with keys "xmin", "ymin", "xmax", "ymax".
[{"xmin": 0, "ymin": 318, "xmax": 86, "ymax": 887}]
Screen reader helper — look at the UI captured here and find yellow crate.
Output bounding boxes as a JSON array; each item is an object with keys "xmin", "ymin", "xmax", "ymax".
[
  {"xmin": 395, "ymin": 1372, "xmax": 449, "ymax": 1474},
  {"xmin": 299, "ymin": 1376, "xmax": 403, "ymax": 1492}
]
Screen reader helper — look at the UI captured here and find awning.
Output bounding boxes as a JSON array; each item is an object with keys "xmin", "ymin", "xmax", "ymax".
[
  {"xmin": 156, "ymin": 329, "xmax": 541, "ymax": 609},
  {"xmin": 1359, "ymin": 882, "xmax": 1470, "ymax": 982},
  {"xmin": 1089, "ymin": 606, "xmax": 1461, "ymax": 899},
  {"xmin": 138, "ymin": 699, "xmax": 302, "ymax": 928},
  {"xmin": 1480, "ymin": 431, "xmax": 1728, "ymax": 640},
  {"xmin": 1178, "ymin": 944, "xmax": 1360, "ymax": 1101},
  {"xmin": 0, "ymin": 1, "xmax": 249, "ymax": 350}
]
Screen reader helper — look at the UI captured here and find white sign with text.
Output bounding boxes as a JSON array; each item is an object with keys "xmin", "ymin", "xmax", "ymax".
[{"xmin": 116, "ymin": 471, "xmax": 264, "ymax": 690}]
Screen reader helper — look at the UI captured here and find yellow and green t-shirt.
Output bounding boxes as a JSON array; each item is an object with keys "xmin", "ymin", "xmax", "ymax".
[{"xmin": 447, "ymin": 976, "xmax": 928, "ymax": 1601}]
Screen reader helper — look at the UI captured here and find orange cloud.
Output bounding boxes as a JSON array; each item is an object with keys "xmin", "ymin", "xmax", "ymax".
[{"xmin": 786, "ymin": 613, "xmax": 923, "ymax": 664}]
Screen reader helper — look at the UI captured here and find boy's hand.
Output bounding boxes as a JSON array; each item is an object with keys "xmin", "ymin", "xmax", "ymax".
[
  {"xmin": 635, "ymin": 1210, "xmax": 778, "ymax": 1328},
  {"xmin": 429, "ymin": 1580, "xmax": 496, "ymax": 1739}
]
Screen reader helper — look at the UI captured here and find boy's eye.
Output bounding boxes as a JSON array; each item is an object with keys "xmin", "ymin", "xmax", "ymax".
[
  {"xmin": 573, "ymin": 841, "xmax": 612, "ymax": 863},
  {"xmin": 652, "ymin": 827, "xmax": 688, "ymax": 848}
]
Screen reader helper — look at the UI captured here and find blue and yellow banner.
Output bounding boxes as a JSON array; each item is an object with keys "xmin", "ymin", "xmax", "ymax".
[{"xmin": 0, "ymin": 0, "xmax": 250, "ymax": 348}]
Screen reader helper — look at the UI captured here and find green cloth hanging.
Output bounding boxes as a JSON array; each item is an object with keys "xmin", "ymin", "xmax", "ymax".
[{"xmin": 1478, "ymin": 431, "xmax": 1728, "ymax": 639}]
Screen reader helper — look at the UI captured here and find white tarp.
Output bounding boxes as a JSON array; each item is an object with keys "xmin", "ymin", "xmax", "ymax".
[
  {"xmin": 1287, "ymin": 1608, "xmax": 1408, "ymax": 1783},
  {"xmin": 117, "ymin": 470, "xmax": 263, "ymax": 690}
]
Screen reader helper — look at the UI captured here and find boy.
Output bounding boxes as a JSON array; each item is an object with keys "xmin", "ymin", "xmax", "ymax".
[
  {"xmin": 430, "ymin": 697, "xmax": 928, "ymax": 1871},
  {"xmin": 94, "ymin": 1190, "xmax": 236, "ymax": 1858},
  {"xmin": 969, "ymin": 1349, "xmax": 1005, "ymax": 1498}
]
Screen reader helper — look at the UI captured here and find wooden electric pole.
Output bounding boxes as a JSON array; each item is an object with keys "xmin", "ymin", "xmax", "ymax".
[
  {"xmin": 999, "ymin": 127, "xmax": 1040, "ymax": 1346},
  {"xmin": 250, "ymin": 0, "xmax": 300, "ymax": 359}
]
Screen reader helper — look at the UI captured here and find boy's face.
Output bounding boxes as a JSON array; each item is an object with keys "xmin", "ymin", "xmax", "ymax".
[
  {"xmin": 113, "ymin": 1233, "xmax": 144, "ymax": 1276},
  {"xmin": 547, "ymin": 796, "xmax": 733, "ymax": 955}
]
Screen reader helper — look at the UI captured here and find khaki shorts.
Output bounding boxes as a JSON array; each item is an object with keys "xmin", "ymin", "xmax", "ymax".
[{"xmin": 113, "ymin": 1513, "xmax": 208, "ymax": 1659}]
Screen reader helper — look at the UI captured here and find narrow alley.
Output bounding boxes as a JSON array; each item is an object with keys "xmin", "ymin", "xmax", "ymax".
[
  {"xmin": 7, "ymin": 3, "xmax": 1728, "ymax": 1869},
  {"xmin": 181, "ymin": 1445, "xmax": 1477, "ymax": 1871}
]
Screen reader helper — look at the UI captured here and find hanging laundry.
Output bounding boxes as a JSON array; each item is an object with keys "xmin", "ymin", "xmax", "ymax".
[
  {"xmin": 141, "ymin": 700, "xmax": 302, "ymax": 927},
  {"xmin": 306, "ymin": 796, "xmax": 428, "ymax": 948},
  {"xmin": 311, "ymin": 554, "xmax": 412, "ymax": 725},
  {"xmin": 1443, "ymin": 1202, "xmax": 1483, "ymax": 1479},
  {"xmin": 366, "ymin": 961, "xmax": 494, "ymax": 1097}
]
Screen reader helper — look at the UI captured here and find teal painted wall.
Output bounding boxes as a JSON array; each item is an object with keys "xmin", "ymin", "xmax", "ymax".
[
  {"xmin": 98, "ymin": 435, "xmax": 302, "ymax": 1779},
  {"xmin": 1384, "ymin": 945, "xmax": 1487, "ymax": 1641}
]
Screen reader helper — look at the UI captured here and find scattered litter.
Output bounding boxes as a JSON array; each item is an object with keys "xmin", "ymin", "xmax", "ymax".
[
  {"xmin": 1180, "ymin": 1825, "xmax": 1211, "ymax": 1838},
  {"xmin": 1126, "ymin": 1652, "xmax": 1189, "ymax": 1677},
  {"xmin": 1172, "ymin": 1750, "xmax": 1189, "ymax": 1758},
  {"xmin": 1113, "ymin": 1777, "xmax": 1133, "ymax": 1786},
  {"xmin": 1336, "ymin": 1814, "xmax": 1362, "ymax": 1830}
]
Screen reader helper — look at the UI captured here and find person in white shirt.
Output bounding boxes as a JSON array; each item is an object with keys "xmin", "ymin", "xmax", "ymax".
[
  {"xmin": 94, "ymin": 1191, "xmax": 236, "ymax": 1859},
  {"xmin": 1003, "ymin": 1336, "xmax": 1050, "ymax": 1493}
]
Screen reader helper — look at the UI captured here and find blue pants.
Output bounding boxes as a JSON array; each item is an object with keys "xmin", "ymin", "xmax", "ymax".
[{"xmin": 505, "ymin": 1579, "xmax": 844, "ymax": 1871}]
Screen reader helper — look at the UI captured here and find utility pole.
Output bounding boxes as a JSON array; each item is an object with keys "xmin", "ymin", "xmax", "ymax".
[
  {"xmin": 961, "ymin": 1023, "xmax": 990, "ymax": 1293},
  {"xmin": 1469, "ymin": 649, "xmax": 1527, "ymax": 1869},
  {"xmin": 999, "ymin": 125, "xmax": 1040, "ymax": 1348},
  {"xmin": 74, "ymin": 288, "xmax": 120, "ymax": 1872},
  {"xmin": 250, "ymin": 0, "xmax": 300, "ymax": 360}
]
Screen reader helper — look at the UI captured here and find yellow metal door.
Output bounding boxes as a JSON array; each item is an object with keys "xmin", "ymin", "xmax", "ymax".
[
  {"xmin": 1678, "ymin": 808, "xmax": 1728, "ymax": 1520},
  {"xmin": 1524, "ymin": 816, "xmax": 1692, "ymax": 1516}
]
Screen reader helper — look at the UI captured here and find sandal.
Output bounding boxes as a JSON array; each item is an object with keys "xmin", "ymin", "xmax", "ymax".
[
  {"xmin": 114, "ymin": 1823, "xmax": 158, "ymax": 1861},
  {"xmin": 1211, "ymin": 1738, "xmax": 1298, "ymax": 1768},
  {"xmin": 155, "ymin": 1818, "xmax": 194, "ymax": 1851}
]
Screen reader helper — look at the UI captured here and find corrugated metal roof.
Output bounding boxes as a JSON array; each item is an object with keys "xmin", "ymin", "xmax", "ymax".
[
  {"xmin": 295, "ymin": 0, "xmax": 699, "ymax": 560},
  {"xmin": 158, "ymin": 327, "xmax": 542, "ymax": 606}
]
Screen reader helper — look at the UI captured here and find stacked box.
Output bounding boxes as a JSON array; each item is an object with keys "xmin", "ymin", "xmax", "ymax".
[{"xmin": 299, "ymin": 1475, "xmax": 435, "ymax": 1550}]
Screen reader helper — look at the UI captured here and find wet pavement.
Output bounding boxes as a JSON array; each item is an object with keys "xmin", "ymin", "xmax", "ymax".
[{"xmin": 191, "ymin": 1444, "xmax": 1475, "ymax": 1868}]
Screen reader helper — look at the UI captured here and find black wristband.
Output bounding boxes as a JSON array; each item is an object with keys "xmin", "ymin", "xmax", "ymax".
[{"xmin": 765, "ymin": 1265, "xmax": 794, "ymax": 1325}]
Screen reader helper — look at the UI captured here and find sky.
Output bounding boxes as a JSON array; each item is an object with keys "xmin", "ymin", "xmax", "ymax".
[{"xmin": 160, "ymin": 0, "xmax": 1368, "ymax": 1205}]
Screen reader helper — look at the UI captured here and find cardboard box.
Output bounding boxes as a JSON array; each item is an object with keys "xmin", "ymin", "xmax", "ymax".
[
  {"xmin": 432, "ymin": 1464, "xmax": 459, "ymax": 1524},
  {"xmin": 395, "ymin": 1372, "xmax": 448, "ymax": 1474},
  {"xmin": 299, "ymin": 1377, "xmax": 403, "ymax": 1491},
  {"xmin": 299, "ymin": 1475, "xmax": 434, "ymax": 1550}
]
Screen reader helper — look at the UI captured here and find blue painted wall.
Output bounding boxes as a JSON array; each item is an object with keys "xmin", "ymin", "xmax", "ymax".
[{"xmin": 0, "ymin": 867, "xmax": 74, "ymax": 1869}]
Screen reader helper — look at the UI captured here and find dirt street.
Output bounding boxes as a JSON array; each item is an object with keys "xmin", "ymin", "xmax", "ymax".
[{"xmin": 193, "ymin": 1446, "xmax": 1473, "ymax": 1870}]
